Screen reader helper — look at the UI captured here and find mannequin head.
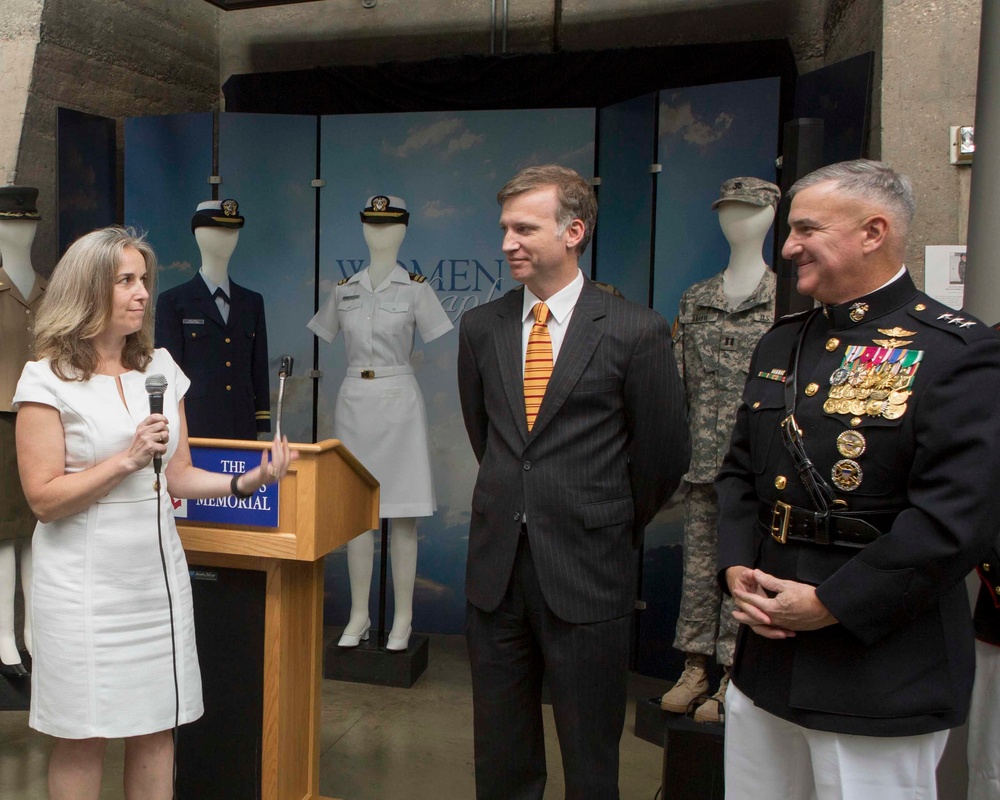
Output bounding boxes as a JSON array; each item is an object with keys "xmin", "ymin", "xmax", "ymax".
[
  {"xmin": 363, "ymin": 221, "xmax": 406, "ymax": 254},
  {"xmin": 195, "ymin": 226, "xmax": 240, "ymax": 262},
  {"xmin": 0, "ymin": 218, "xmax": 38, "ymax": 256},
  {"xmin": 717, "ymin": 202, "xmax": 775, "ymax": 248}
]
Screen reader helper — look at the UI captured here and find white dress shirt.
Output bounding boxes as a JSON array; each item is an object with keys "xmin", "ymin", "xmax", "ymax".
[{"xmin": 521, "ymin": 269, "xmax": 585, "ymax": 372}]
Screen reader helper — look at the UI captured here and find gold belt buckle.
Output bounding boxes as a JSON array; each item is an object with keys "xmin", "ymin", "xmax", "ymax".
[
  {"xmin": 770, "ymin": 501, "xmax": 792, "ymax": 544},
  {"xmin": 361, "ymin": 369, "xmax": 375, "ymax": 379}
]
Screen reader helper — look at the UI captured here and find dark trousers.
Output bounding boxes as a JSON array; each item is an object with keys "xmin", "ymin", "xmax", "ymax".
[{"xmin": 466, "ymin": 534, "xmax": 631, "ymax": 800}]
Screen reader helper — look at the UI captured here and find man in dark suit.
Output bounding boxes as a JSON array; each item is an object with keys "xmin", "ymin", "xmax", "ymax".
[
  {"xmin": 458, "ymin": 164, "xmax": 689, "ymax": 799},
  {"xmin": 717, "ymin": 160, "xmax": 1000, "ymax": 799}
]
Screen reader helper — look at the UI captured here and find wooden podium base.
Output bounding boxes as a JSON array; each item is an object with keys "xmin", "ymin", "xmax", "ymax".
[{"xmin": 324, "ymin": 632, "xmax": 429, "ymax": 688}]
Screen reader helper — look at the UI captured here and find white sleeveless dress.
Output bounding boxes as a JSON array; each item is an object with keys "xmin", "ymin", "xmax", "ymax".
[{"xmin": 12, "ymin": 349, "xmax": 203, "ymax": 738}]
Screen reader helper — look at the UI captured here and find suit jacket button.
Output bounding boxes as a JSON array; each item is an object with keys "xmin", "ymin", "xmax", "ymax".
[
  {"xmin": 522, "ymin": 461, "xmax": 531, "ymax": 470},
  {"xmin": 513, "ymin": 512, "xmax": 520, "ymax": 521}
]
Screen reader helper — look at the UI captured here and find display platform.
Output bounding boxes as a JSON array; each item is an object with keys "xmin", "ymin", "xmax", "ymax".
[
  {"xmin": 324, "ymin": 631, "xmax": 428, "ymax": 688},
  {"xmin": 0, "ymin": 652, "xmax": 31, "ymax": 711},
  {"xmin": 635, "ymin": 696, "xmax": 725, "ymax": 800}
]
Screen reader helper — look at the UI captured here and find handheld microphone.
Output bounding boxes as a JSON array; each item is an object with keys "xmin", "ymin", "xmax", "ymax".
[{"xmin": 145, "ymin": 374, "xmax": 168, "ymax": 475}]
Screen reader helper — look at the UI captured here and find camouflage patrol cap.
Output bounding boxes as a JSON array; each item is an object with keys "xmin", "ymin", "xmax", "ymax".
[{"xmin": 711, "ymin": 177, "xmax": 780, "ymax": 210}]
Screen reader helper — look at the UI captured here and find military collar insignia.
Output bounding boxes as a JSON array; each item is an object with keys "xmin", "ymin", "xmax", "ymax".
[{"xmin": 825, "ymin": 271, "xmax": 916, "ymax": 329}]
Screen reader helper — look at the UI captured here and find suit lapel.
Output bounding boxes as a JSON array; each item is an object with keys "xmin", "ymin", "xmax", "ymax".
[
  {"xmin": 493, "ymin": 288, "xmax": 530, "ymax": 442},
  {"xmin": 527, "ymin": 281, "xmax": 606, "ymax": 440}
]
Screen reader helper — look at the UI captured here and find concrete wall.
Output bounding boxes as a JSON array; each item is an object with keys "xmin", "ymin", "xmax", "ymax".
[
  {"xmin": 879, "ymin": 0, "xmax": 980, "ymax": 282},
  {"xmin": 0, "ymin": 0, "xmax": 44, "ymax": 184},
  {"xmin": 218, "ymin": 0, "xmax": 829, "ymax": 80},
  {"xmin": 13, "ymin": 0, "xmax": 219, "ymax": 272}
]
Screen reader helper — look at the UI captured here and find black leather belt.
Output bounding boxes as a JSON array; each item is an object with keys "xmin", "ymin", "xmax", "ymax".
[{"xmin": 758, "ymin": 501, "xmax": 899, "ymax": 549}]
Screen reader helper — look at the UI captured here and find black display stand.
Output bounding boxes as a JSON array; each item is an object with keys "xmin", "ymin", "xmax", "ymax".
[
  {"xmin": 323, "ymin": 518, "xmax": 429, "ymax": 688},
  {"xmin": 635, "ymin": 697, "xmax": 725, "ymax": 800},
  {"xmin": 0, "ymin": 651, "xmax": 31, "ymax": 711},
  {"xmin": 176, "ymin": 565, "xmax": 266, "ymax": 800}
]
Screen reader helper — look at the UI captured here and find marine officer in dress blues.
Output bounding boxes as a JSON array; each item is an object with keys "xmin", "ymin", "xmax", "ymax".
[
  {"xmin": 155, "ymin": 200, "xmax": 270, "ymax": 440},
  {"xmin": 716, "ymin": 160, "xmax": 1000, "ymax": 800}
]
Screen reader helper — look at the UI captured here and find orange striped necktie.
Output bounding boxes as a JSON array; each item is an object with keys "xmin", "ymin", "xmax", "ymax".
[{"xmin": 524, "ymin": 302, "xmax": 553, "ymax": 431}]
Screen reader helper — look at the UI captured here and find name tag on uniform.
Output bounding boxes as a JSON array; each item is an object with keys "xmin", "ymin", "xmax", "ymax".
[
  {"xmin": 182, "ymin": 318, "xmax": 205, "ymax": 324},
  {"xmin": 343, "ymin": 294, "xmax": 360, "ymax": 301}
]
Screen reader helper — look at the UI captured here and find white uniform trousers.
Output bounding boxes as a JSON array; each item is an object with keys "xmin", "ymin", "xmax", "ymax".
[
  {"xmin": 725, "ymin": 681, "xmax": 949, "ymax": 800},
  {"xmin": 968, "ymin": 639, "xmax": 1000, "ymax": 800}
]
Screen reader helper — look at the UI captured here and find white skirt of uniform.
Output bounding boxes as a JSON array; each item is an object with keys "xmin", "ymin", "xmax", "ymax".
[{"xmin": 333, "ymin": 373, "xmax": 435, "ymax": 518}]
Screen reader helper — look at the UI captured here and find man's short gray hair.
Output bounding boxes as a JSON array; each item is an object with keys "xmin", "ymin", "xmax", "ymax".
[{"xmin": 789, "ymin": 159, "xmax": 916, "ymax": 231}]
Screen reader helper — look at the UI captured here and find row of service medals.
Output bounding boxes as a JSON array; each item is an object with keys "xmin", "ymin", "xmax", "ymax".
[{"xmin": 822, "ymin": 329, "xmax": 922, "ymax": 492}]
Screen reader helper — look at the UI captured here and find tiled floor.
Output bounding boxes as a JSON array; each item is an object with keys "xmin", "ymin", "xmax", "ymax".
[{"xmin": 0, "ymin": 632, "xmax": 668, "ymax": 800}]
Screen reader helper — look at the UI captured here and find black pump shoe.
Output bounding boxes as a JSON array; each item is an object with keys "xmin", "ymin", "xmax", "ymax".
[{"xmin": 0, "ymin": 661, "xmax": 29, "ymax": 679}]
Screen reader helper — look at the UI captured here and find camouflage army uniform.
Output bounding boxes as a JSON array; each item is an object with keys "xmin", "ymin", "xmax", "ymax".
[{"xmin": 672, "ymin": 268, "xmax": 775, "ymax": 665}]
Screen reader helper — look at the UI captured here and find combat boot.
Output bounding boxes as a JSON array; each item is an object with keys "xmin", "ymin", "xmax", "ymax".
[
  {"xmin": 660, "ymin": 653, "xmax": 709, "ymax": 713},
  {"xmin": 693, "ymin": 667, "xmax": 730, "ymax": 724}
]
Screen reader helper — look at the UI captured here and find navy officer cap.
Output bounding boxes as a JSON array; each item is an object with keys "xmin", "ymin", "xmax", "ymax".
[
  {"xmin": 191, "ymin": 199, "xmax": 245, "ymax": 233},
  {"xmin": 0, "ymin": 185, "xmax": 40, "ymax": 220},
  {"xmin": 360, "ymin": 195, "xmax": 409, "ymax": 226}
]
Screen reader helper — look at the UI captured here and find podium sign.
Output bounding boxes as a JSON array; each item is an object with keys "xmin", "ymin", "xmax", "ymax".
[{"xmin": 173, "ymin": 446, "xmax": 279, "ymax": 527}]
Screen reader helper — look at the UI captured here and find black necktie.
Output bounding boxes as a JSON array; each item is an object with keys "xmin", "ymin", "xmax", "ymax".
[{"xmin": 213, "ymin": 287, "xmax": 230, "ymax": 304}]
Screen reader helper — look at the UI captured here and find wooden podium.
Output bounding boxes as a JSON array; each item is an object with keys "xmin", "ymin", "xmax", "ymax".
[{"xmin": 177, "ymin": 437, "xmax": 379, "ymax": 800}]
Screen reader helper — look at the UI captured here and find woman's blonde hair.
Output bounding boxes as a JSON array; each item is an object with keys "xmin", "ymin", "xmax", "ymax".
[{"xmin": 34, "ymin": 226, "xmax": 157, "ymax": 381}]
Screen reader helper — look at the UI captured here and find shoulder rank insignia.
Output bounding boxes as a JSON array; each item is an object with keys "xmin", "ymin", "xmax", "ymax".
[
  {"xmin": 337, "ymin": 277, "xmax": 350, "ymax": 285},
  {"xmin": 409, "ymin": 272, "xmax": 426, "ymax": 283}
]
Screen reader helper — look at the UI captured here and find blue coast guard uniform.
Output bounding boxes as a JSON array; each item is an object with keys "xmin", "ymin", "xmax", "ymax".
[{"xmin": 155, "ymin": 200, "xmax": 270, "ymax": 440}]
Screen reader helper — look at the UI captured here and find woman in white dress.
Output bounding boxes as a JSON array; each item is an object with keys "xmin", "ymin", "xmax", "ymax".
[{"xmin": 12, "ymin": 227, "xmax": 294, "ymax": 800}]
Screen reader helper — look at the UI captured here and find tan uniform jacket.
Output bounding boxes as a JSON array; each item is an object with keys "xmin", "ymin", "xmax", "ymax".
[{"xmin": 0, "ymin": 267, "xmax": 46, "ymax": 412}]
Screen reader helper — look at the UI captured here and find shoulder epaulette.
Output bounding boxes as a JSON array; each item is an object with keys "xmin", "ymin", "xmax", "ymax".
[
  {"xmin": 409, "ymin": 272, "xmax": 426, "ymax": 283},
  {"xmin": 337, "ymin": 277, "xmax": 350, "ymax": 286},
  {"xmin": 906, "ymin": 298, "xmax": 995, "ymax": 342}
]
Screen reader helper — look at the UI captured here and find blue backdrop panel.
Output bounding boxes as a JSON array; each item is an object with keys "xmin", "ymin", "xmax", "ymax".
[
  {"xmin": 124, "ymin": 112, "xmax": 212, "ymax": 285},
  {"xmin": 651, "ymin": 77, "xmax": 780, "ymax": 323},
  {"xmin": 57, "ymin": 108, "xmax": 117, "ymax": 259},
  {"xmin": 639, "ymin": 77, "xmax": 780, "ymax": 679},
  {"xmin": 594, "ymin": 93, "xmax": 656, "ymax": 305},
  {"xmin": 317, "ymin": 109, "xmax": 595, "ymax": 633},
  {"xmin": 219, "ymin": 112, "xmax": 318, "ymax": 444}
]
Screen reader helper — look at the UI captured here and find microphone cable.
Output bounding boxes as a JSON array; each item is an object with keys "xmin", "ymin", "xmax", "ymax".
[{"xmin": 154, "ymin": 471, "xmax": 180, "ymax": 799}]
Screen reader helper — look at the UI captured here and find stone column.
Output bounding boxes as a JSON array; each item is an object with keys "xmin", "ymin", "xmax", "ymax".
[{"xmin": 964, "ymin": 0, "xmax": 1000, "ymax": 325}]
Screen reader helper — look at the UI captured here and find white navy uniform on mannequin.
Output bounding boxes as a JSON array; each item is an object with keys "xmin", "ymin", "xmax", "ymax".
[{"xmin": 308, "ymin": 195, "xmax": 452, "ymax": 650}]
